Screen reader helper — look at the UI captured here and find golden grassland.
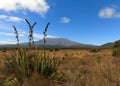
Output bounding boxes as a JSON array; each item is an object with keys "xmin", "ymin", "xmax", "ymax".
[{"xmin": 0, "ymin": 49, "xmax": 119, "ymax": 86}]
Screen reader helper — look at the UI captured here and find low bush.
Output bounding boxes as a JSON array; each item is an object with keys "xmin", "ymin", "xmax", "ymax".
[
  {"xmin": 112, "ymin": 40, "xmax": 120, "ymax": 57},
  {"xmin": 89, "ymin": 48, "xmax": 100, "ymax": 53},
  {"xmin": 54, "ymin": 48, "xmax": 59, "ymax": 52},
  {"xmin": 112, "ymin": 47, "xmax": 120, "ymax": 57},
  {"xmin": 94, "ymin": 54, "xmax": 101, "ymax": 64}
]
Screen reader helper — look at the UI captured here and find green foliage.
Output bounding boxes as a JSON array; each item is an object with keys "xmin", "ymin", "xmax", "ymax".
[
  {"xmin": 94, "ymin": 54, "xmax": 101, "ymax": 64},
  {"xmin": 54, "ymin": 48, "xmax": 59, "ymax": 52},
  {"xmin": 51, "ymin": 71, "xmax": 64, "ymax": 81},
  {"xmin": 89, "ymin": 48, "xmax": 100, "ymax": 53},
  {"xmin": 112, "ymin": 47, "xmax": 120, "ymax": 57},
  {"xmin": 4, "ymin": 77, "xmax": 19, "ymax": 86},
  {"xmin": 75, "ymin": 70, "xmax": 87, "ymax": 78},
  {"xmin": 112, "ymin": 40, "xmax": 120, "ymax": 57},
  {"xmin": 113, "ymin": 40, "xmax": 120, "ymax": 48},
  {"xmin": 3, "ymin": 48, "xmax": 60, "ymax": 85}
]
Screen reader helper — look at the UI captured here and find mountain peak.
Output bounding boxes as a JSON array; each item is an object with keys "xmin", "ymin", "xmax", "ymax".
[
  {"xmin": 38, "ymin": 38, "xmax": 79, "ymax": 46},
  {"xmin": 0, "ymin": 38, "xmax": 97, "ymax": 49},
  {"xmin": 34, "ymin": 38, "xmax": 96, "ymax": 48}
]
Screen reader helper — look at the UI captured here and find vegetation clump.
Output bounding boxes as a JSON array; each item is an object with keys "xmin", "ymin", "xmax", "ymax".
[
  {"xmin": 89, "ymin": 48, "xmax": 100, "ymax": 53},
  {"xmin": 4, "ymin": 49, "xmax": 60, "ymax": 85},
  {"xmin": 112, "ymin": 40, "xmax": 120, "ymax": 57}
]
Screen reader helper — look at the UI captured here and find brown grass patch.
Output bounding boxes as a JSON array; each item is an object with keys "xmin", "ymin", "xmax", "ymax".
[{"xmin": 0, "ymin": 49, "xmax": 120, "ymax": 86}]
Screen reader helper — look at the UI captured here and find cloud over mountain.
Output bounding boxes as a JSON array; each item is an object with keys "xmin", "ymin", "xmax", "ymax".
[{"xmin": 33, "ymin": 33, "xmax": 58, "ymax": 39}]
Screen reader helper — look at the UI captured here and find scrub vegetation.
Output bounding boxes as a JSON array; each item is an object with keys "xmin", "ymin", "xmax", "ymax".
[{"xmin": 0, "ymin": 20, "xmax": 119, "ymax": 86}]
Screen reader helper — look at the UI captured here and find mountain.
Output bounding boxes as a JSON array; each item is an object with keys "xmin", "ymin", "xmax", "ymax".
[
  {"xmin": 100, "ymin": 42, "xmax": 113, "ymax": 48},
  {"xmin": 0, "ymin": 38, "xmax": 114, "ymax": 49},
  {"xmin": 0, "ymin": 38, "xmax": 97, "ymax": 49},
  {"xmin": 19, "ymin": 38, "xmax": 115, "ymax": 49},
  {"xmin": 33, "ymin": 38, "xmax": 97, "ymax": 48}
]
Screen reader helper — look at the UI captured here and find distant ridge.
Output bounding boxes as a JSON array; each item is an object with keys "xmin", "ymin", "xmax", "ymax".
[
  {"xmin": 0, "ymin": 38, "xmax": 114, "ymax": 49},
  {"xmin": 33, "ymin": 38, "xmax": 97, "ymax": 48},
  {"xmin": 100, "ymin": 42, "xmax": 113, "ymax": 48},
  {"xmin": 0, "ymin": 38, "xmax": 97, "ymax": 49}
]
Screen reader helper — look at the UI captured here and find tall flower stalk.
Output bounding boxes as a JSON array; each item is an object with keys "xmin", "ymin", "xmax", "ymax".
[
  {"xmin": 13, "ymin": 25, "xmax": 19, "ymax": 48},
  {"xmin": 2, "ymin": 21, "xmax": 62, "ymax": 86},
  {"xmin": 25, "ymin": 19, "xmax": 37, "ymax": 49},
  {"xmin": 43, "ymin": 22, "xmax": 50, "ymax": 57}
]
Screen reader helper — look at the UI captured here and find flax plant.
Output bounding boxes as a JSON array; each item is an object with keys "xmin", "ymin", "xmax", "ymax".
[
  {"xmin": 13, "ymin": 25, "xmax": 19, "ymax": 48},
  {"xmin": 25, "ymin": 19, "xmax": 37, "ymax": 48},
  {"xmin": 43, "ymin": 22, "xmax": 50, "ymax": 57},
  {"xmin": 1, "ymin": 20, "xmax": 62, "ymax": 86}
]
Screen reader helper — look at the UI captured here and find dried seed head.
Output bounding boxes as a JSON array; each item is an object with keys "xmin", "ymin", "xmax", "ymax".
[
  {"xmin": 25, "ymin": 19, "xmax": 37, "ymax": 48},
  {"xmin": 12, "ymin": 25, "xmax": 19, "ymax": 47}
]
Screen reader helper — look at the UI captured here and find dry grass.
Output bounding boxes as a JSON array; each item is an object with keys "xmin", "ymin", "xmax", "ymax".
[{"xmin": 0, "ymin": 49, "xmax": 119, "ymax": 86}]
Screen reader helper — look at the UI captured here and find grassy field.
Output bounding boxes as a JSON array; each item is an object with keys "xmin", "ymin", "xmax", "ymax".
[{"xmin": 0, "ymin": 49, "xmax": 119, "ymax": 86}]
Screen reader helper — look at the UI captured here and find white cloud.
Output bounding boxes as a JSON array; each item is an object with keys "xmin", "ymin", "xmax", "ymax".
[
  {"xmin": 0, "ymin": 0, "xmax": 49, "ymax": 17},
  {"xmin": 47, "ymin": 35, "xmax": 58, "ymax": 38},
  {"xmin": 0, "ymin": 32, "xmax": 25, "ymax": 37},
  {"xmin": 0, "ymin": 15, "xmax": 7, "ymax": 19},
  {"xmin": 0, "ymin": 14, "xmax": 24, "ymax": 22},
  {"xmin": 7, "ymin": 16, "xmax": 24, "ymax": 22},
  {"xmin": 98, "ymin": 6, "xmax": 120, "ymax": 18},
  {"xmin": 60, "ymin": 17, "xmax": 70, "ymax": 23},
  {"xmin": 33, "ymin": 33, "xmax": 43, "ymax": 39},
  {"xmin": 0, "ymin": 40, "xmax": 16, "ymax": 45},
  {"xmin": 19, "ymin": 32, "xmax": 26, "ymax": 36},
  {"xmin": 33, "ymin": 33, "xmax": 58, "ymax": 39},
  {"xmin": 0, "ymin": 33, "xmax": 58, "ymax": 44}
]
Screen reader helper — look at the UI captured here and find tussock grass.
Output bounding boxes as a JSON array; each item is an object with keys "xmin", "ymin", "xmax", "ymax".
[
  {"xmin": 0, "ymin": 49, "xmax": 119, "ymax": 86},
  {"xmin": 2, "ymin": 49, "xmax": 61, "ymax": 85}
]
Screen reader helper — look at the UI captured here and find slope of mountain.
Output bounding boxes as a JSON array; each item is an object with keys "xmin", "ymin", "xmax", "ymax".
[
  {"xmin": 100, "ymin": 42, "xmax": 113, "ymax": 48},
  {"xmin": 0, "ymin": 38, "xmax": 97, "ymax": 49},
  {"xmin": 34, "ymin": 38, "xmax": 97, "ymax": 48}
]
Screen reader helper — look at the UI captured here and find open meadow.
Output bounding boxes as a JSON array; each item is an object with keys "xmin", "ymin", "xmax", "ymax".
[{"xmin": 0, "ymin": 49, "xmax": 119, "ymax": 86}]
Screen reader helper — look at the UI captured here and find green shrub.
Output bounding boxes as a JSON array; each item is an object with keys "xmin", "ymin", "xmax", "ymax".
[
  {"xmin": 89, "ymin": 48, "xmax": 100, "ymax": 53},
  {"xmin": 112, "ymin": 47, "xmax": 120, "ymax": 57},
  {"xmin": 112, "ymin": 40, "xmax": 120, "ymax": 57},
  {"xmin": 113, "ymin": 40, "xmax": 120, "ymax": 48},
  {"xmin": 54, "ymin": 48, "xmax": 59, "ymax": 52},
  {"xmin": 75, "ymin": 70, "xmax": 84, "ymax": 77},
  {"xmin": 94, "ymin": 54, "xmax": 101, "ymax": 64},
  {"xmin": 3, "ymin": 48, "xmax": 60, "ymax": 85},
  {"xmin": 64, "ymin": 53, "xmax": 68, "ymax": 57}
]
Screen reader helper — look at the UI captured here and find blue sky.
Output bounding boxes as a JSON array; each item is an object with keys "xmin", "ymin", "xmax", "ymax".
[{"xmin": 0, "ymin": 0, "xmax": 120, "ymax": 45}]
